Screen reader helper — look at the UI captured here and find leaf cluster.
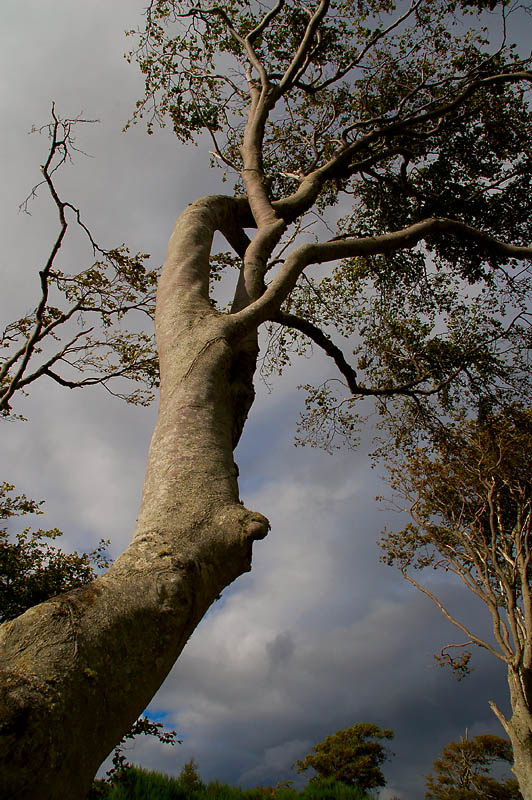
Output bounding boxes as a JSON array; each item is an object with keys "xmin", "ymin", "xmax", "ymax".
[
  {"xmin": 289, "ymin": 236, "xmax": 532, "ymax": 449},
  {"xmin": 104, "ymin": 716, "xmax": 180, "ymax": 784},
  {"xmin": 380, "ymin": 407, "xmax": 532, "ymax": 573}
]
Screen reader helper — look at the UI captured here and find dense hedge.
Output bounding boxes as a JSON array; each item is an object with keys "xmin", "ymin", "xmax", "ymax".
[{"xmin": 90, "ymin": 769, "xmax": 371, "ymax": 800}]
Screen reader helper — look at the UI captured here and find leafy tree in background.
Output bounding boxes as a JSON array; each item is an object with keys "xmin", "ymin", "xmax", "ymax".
[
  {"xmin": 0, "ymin": 481, "xmax": 110, "ymax": 621},
  {"xmin": 294, "ymin": 723, "xmax": 394, "ymax": 792},
  {"xmin": 1, "ymin": 1, "xmax": 532, "ymax": 798},
  {"xmin": 380, "ymin": 407, "xmax": 532, "ymax": 788},
  {"xmin": 425, "ymin": 733, "xmax": 522, "ymax": 800},
  {"xmin": 178, "ymin": 758, "xmax": 204, "ymax": 793},
  {"xmin": 89, "ymin": 766, "xmax": 373, "ymax": 800}
]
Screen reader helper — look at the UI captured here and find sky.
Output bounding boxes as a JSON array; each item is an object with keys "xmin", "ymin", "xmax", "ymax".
[{"xmin": 0, "ymin": 2, "xmax": 526, "ymax": 798}]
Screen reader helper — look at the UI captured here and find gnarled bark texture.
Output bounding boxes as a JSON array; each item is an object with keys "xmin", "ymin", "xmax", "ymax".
[
  {"xmin": 0, "ymin": 197, "xmax": 269, "ymax": 800},
  {"xmin": 492, "ymin": 668, "xmax": 532, "ymax": 799}
]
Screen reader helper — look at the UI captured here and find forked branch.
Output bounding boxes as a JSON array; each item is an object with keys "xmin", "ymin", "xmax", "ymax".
[{"xmin": 231, "ymin": 217, "xmax": 532, "ymax": 334}]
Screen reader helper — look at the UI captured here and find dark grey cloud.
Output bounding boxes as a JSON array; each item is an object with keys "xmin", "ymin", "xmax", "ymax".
[{"xmin": 267, "ymin": 632, "xmax": 296, "ymax": 671}]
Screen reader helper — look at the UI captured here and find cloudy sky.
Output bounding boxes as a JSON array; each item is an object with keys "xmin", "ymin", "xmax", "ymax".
[{"xmin": 1, "ymin": 2, "xmax": 525, "ymax": 798}]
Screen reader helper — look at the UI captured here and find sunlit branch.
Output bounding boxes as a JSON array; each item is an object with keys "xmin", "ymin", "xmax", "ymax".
[
  {"xmin": 298, "ymin": 0, "xmax": 425, "ymax": 93},
  {"xmin": 278, "ymin": 0, "xmax": 330, "ymax": 94},
  {"xmin": 231, "ymin": 216, "xmax": 532, "ymax": 335},
  {"xmin": 247, "ymin": 0, "xmax": 285, "ymax": 45},
  {"xmin": 485, "ymin": 484, "xmax": 525, "ymax": 656},
  {"xmin": 435, "ymin": 642, "xmax": 474, "ymax": 678},
  {"xmin": 274, "ymin": 68, "xmax": 532, "ymax": 224}
]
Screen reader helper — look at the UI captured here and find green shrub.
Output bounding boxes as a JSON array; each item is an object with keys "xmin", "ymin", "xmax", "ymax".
[
  {"xmin": 96, "ymin": 766, "xmax": 371, "ymax": 800},
  {"xmin": 179, "ymin": 758, "xmax": 204, "ymax": 793},
  {"xmin": 86, "ymin": 779, "xmax": 112, "ymax": 799},
  {"xmin": 271, "ymin": 788, "xmax": 299, "ymax": 800},
  {"xmin": 107, "ymin": 765, "xmax": 187, "ymax": 800},
  {"xmin": 201, "ymin": 780, "xmax": 247, "ymax": 800},
  {"xmin": 299, "ymin": 777, "xmax": 370, "ymax": 800}
]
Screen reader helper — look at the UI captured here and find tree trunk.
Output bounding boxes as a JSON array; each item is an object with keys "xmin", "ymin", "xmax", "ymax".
[
  {"xmin": 0, "ymin": 200, "xmax": 269, "ymax": 799},
  {"xmin": 492, "ymin": 667, "xmax": 532, "ymax": 800},
  {"xmin": 506, "ymin": 669, "xmax": 532, "ymax": 800}
]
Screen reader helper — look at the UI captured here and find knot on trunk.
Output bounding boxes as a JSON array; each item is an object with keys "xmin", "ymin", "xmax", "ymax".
[
  {"xmin": 213, "ymin": 505, "xmax": 270, "ymax": 545},
  {"xmin": 244, "ymin": 512, "xmax": 270, "ymax": 541}
]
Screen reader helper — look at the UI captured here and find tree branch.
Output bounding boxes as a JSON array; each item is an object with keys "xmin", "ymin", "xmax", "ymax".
[
  {"xmin": 273, "ymin": 311, "xmax": 361, "ymax": 393},
  {"xmin": 230, "ymin": 217, "xmax": 532, "ymax": 335},
  {"xmin": 297, "ymin": 0, "xmax": 425, "ymax": 93},
  {"xmin": 489, "ymin": 700, "xmax": 511, "ymax": 736},
  {"xmin": 278, "ymin": 0, "xmax": 330, "ymax": 93},
  {"xmin": 401, "ymin": 571, "xmax": 508, "ymax": 664},
  {"xmin": 247, "ymin": 0, "xmax": 285, "ymax": 45},
  {"xmin": 273, "ymin": 311, "xmax": 469, "ymax": 402},
  {"xmin": 274, "ymin": 68, "xmax": 532, "ymax": 223}
]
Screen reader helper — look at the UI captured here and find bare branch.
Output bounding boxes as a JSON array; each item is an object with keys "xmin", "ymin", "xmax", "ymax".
[
  {"xmin": 1, "ymin": 108, "xmax": 159, "ymax": 414},
  {"xmin": 401, "ymin": 570, "xmax": 508, "ymax": 663}
]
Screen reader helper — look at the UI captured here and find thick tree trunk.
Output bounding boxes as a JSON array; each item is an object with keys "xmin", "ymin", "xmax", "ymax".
[
  {"xmin": 505, "ymin": 669, "xmax": 532, "ymax": 800},
  {"xmin": 511, "ymin": 738, "xmax": 532, "ymax": 800},
  {"xmin": 0, "ymin": 201, "xmax": 269, "ymax": 799},
  {"xmin": 491, "ymin": 666, "xmax": 532, "ymax": 800}
]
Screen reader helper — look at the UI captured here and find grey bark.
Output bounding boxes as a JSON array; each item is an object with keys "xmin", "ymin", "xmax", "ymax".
[
  {"xmin": 0, "ymin": 197, "xmax": 269, "ymax": 800},
  {"xmin": 489, "ymin": 668, "xmax": 532, "ymax": 800}
]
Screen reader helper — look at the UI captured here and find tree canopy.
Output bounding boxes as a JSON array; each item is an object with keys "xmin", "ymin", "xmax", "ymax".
[
  {"xmin": 4, "ymin": 2, "xmax": 532, "ymax": 431},
  {"xmin": 294, "ymin": 722, "xmax": 394, "ymax": 791},
  {"xmin": 125, "ymin": 0, "xmax": 532, "ymax": 446}
]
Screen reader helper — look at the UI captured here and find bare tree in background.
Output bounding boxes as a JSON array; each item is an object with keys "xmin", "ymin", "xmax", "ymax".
[{"xmin": 380, "ymin": 408, "xmax": 532, "ymax": 793}]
